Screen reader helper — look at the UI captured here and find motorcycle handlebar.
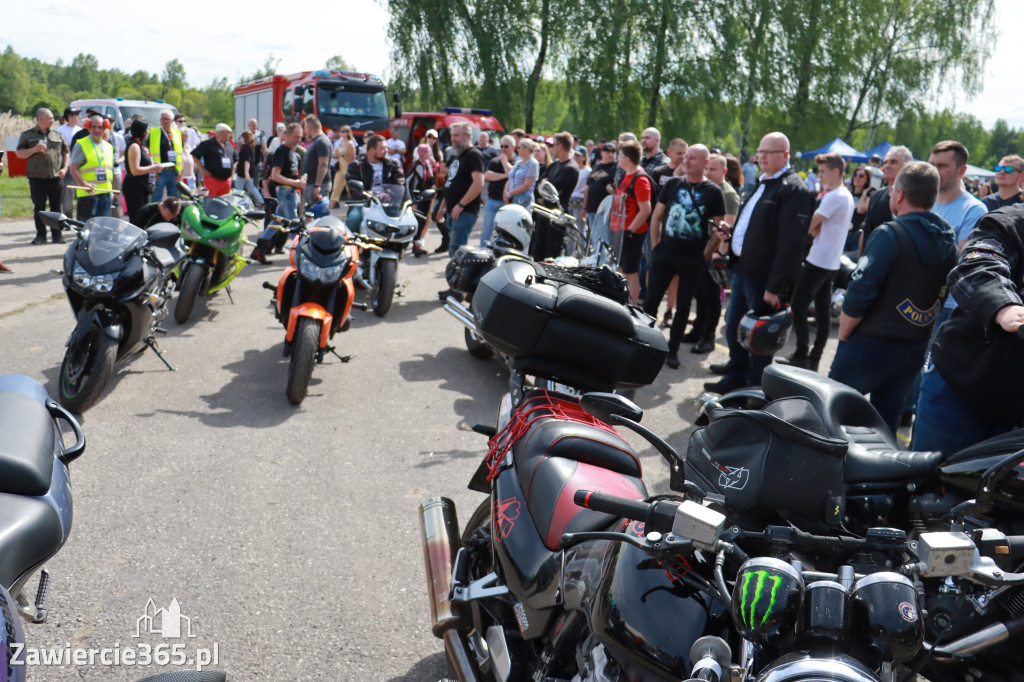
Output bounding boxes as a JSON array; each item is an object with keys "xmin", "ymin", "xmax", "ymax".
[{"xmin": 573, "ymin": 490, "xmax": 679, "ymax": 534}]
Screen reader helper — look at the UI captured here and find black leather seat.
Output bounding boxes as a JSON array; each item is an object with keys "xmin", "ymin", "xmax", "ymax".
[
  {"xmin": 512, "ymin": 391, "xmax": 646, "ymax": 550},
  {"xmin": 0, "ymin": 493, "xmax": 63, "ymax": 589},
  {"xmin": 0, "ymin": 391, "xmax": 56, "ymax": 496},
  {"xmin": 763, "ymin": 364, "xmax": 947, "ymax": 485}
]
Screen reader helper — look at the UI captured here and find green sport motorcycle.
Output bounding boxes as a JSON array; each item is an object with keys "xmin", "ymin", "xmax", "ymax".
[{"xmin": 174, "ymin": 182, "xmax": 264, "ymax": 324}]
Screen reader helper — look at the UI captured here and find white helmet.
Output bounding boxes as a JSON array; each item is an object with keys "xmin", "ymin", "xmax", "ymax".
[{"xmin": 491, "ymin": 204, "xmax": 533, "ymax": 251}]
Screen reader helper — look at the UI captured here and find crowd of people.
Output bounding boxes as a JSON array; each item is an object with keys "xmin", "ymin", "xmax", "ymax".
[{"xmin": 4, "ymin": 107, "xmax": 1023, "ymax": 448}]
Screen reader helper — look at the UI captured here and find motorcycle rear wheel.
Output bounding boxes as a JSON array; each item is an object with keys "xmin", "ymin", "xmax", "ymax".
[
  {"xmin": 286, "ymin": 317, "xmax": 321, "ymax": 405},
  {"xmin": 372, "ymin": 259, "xmax": 397, "ymax": 317},
  {"xmin": 59, "ymin": 326, "xmax": 117, "ymax": 413},
  {"xmin": 174, "ymin": 262, "xmax": 207, "ymax": 324}
]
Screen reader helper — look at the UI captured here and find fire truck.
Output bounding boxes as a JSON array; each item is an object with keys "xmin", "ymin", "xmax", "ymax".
[
  {"xmin": 390, "ymin": 108, "xmax": 504, "ymax": 166},
  {"xmin": 233, "ymin": 70, "xmax": 399, "ymax": 141}
]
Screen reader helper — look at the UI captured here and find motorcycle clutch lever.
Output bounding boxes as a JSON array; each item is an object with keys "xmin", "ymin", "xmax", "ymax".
[{"xmin": 560, "ymin": 530, "xmax": 650, "ymax": 551}]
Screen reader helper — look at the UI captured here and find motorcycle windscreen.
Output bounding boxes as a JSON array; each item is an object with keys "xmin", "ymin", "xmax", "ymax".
[
  {"xmin": 77, "ymin": 217, "xmax": 147, "ymax": 273},
  {"xmin": 377, "ymin": 184, "xmax": 405, "ymax": 218},
  {"xmin": 202, "ymin": 196, "xmax": 238, "ymax": 220}
]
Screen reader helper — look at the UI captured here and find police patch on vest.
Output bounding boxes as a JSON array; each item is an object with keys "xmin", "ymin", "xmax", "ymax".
[{"xmin": 896, "ymin": 298, "xmax": 939, "ymax": 326}]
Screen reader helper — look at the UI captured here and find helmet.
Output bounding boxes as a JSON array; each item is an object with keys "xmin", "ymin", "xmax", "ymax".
[
  {"xmin": 738, "ymin": 306, "xmax": 793, "ymax": 355},
  {"xmin": 491, "ymin": 204, "xmax": 533, "ymax": 251},
  {"xmin": 308, "ymin": 198, "xmax": 331, "ymax": 218},
  {"xmin": 707, "ymin": 254, "xmax": 731, "ymax": 288}
]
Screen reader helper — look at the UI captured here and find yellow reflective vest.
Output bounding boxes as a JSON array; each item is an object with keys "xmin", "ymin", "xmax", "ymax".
[
  {"xmin": 149, "ymin": 126, "xmax": 183, "ymax": 172},
  {"xmin": 76, "ymin": 138, "xmax": 114, "ymax": 198}
]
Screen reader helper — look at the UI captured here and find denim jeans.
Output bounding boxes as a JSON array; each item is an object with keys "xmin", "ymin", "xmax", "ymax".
[
  {"xmin": 828, "ymin": 333, "xmax": 928, "ymax": 438},
  {"xmin": 447, "ymin": 209, "xmax": 478, "ymax": 258},
  {"xmin": 480, "ymin": 197, "xmax": 504, "ymax": 246},
  {"xmin": 722, "ymin": 273, "xmax": 772, "ymax": 386},
  {"xmin": 151, "ymin": 168, "xmax": 179, "ymax": 201},
  {"xmin": 76, "ymin": 193, "xmax": 111, "ymax": 221},
  {"xmin": 904, "ymin": 306, "xmax": 953, "ymax": 414},
  {"xmin": 912, "ymin": 357, "xmax": 1009, "ymax": 453},
  {"xmin": 235, "ymin": 177, "xmax": 264, "ymax": 206},
  {"xmin": 275, "ymin": 186, "xmax": 298, "ymax": 220}
]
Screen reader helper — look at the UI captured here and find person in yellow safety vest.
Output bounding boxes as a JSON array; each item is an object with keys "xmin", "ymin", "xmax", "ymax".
[
  {"xmin": 150, "ymin": 109, "xmax": 183, "ymax": 201},
  {"xmin": 68, "ymin": 115, "xmax": 115, "ymax": 220}
]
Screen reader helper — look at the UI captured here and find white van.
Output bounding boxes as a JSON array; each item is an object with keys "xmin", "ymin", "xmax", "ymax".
[{"xmin": 69, "ymin": 98, "xmax": 179, "ymax": 133}]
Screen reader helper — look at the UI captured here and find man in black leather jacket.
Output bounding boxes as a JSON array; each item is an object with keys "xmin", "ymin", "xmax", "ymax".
[
  {"xmin": 345, "ymin": 134, "xmax": 404, "ymax": 193},
  {"xmin": 913, "ymin": 203, "xmax": 1024, "ymax": 452},
  {"xmin": 705, "ymin": 132, "xmax": 816, "ymax": 392}
]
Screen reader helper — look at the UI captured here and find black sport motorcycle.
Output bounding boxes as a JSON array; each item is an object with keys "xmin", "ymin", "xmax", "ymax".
[{"xmin": 40, "ymin": 211, "xmax": 187, "ymax": 412}]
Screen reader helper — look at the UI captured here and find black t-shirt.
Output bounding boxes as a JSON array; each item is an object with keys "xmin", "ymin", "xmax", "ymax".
[
  {"xmin": 237, "ymin": 146, "xmax": 255, "ymax": 178},
  {"xmin": 70, "ymin": 128, "xmax": 90, "ymax": 151},
  {"xmin": 268, "ymin": 144, "xmax": 301, "ymax": 193},
  {"xmin": 478, "ymin": 145, "xmax": 499, "ymax": 165},
  {"xmin": 650, "ymin": 163, "xmax": 678, "ymax": 190},
  {"xmin": 545, "ymin": 158, "xmax": 580, "ymax": 210},
  {"xmin": 860, "ymin": 187, "xmax": 893, "ymax": 247},
  {"xmin": 134, "ymin": 202, "xmax": 180, "ymax": 228},
  {"xmin": 191, "ymin": 139, "xmax": 236, "ymax": 180},
  {"xmin": 982, "ymin": 193, "xmax": 1023, "ymax": 211},
  {"xmin": 302, "ymin": 133, "xmax": 333, "ymax": 192},
  {"xmin": 585, "ymin": 161, "xmax": 616, "ymax": 213},
  {"xmin": 445, "ymin": 146, "xmax": 485, "ymax": 213},
  {"xmin": 486, "ymin": 156, "xmax": 508, "ymax": 201},
  {"xmin": 656, "ymin": 177, "xmax": 726, "ymax": 254}
]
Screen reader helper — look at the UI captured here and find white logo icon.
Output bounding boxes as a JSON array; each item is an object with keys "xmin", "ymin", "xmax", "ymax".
[
  {"xmin": 718, "ymin": 466, "xmax": 750, "ymax": 491},
  {"xmin": 134, "ymin": 597, "xmax": 196, "ymax": 639}
]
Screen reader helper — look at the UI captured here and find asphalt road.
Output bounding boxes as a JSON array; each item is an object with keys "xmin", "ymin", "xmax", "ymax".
[{"xmin": 0, "ymin": 213, "xmax": 837, "ymax": 681}]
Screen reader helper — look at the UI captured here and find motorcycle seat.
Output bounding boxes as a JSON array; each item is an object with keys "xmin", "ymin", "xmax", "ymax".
[
  {"xmin": 149, "ymin": 245, "xmax": 184, "ymax": 271},
  {"xmin": 842, "ymin": 427, "xmax": 945, "ymax": 484},
  {"xmin": 0, "ymin": 493, "xmax": 63, "ymax": 589},
  {"xmin": 763, "ymin": 364, "xmax": 894, "ymax": 444},
  {"xmin": 512, "ymin": 393, "xmax": 645, "ymax": 550},
  {"xmin": 0, "ymin": 391, "xmax": 56, "ymax": 497}
]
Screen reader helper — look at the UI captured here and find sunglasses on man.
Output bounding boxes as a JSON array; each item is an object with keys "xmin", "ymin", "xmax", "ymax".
[{"xmin": 994, "ymin": 165, "xmax": 1020, "ymax": 173}]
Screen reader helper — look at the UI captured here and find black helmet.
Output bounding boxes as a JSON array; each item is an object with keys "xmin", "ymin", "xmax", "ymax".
[
  {"xmin": 707, "ymin": 254, "xmax": 731, "ymax": 288},
  {"xmin": 738, "ymin": 306, "xmax": 792, "ymax": 355}
]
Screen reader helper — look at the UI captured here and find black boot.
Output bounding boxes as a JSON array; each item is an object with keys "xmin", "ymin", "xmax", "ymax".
[
  {"xmin": 250, "ymin": 239, "xmax": 272, "ymax": 264},
  {"xmin": 806, "ymin": 354, "xmax": 821, "ymax": 373},
  {"xmin": 776, "ymin": 352, "xmax": 810, "ymax": 369},
  {"xmin": 434, "ymin": 223, "xmax": 450, "ymax": 254}
]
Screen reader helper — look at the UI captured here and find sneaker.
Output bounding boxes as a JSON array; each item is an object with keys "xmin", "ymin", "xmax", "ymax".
[
  {"xmin": 703, "ymin": 375, "xmax": 746, "ymax": 394},
  {"xmin": 708, "ymin": 362, "xmax": 734, "ymax": 376},
  {"xmin": 665, "ymin": 350, "xmax": 680, "ymax": 369},
  {"xmin": 31, "ymin": 237, "xmax": 47, "ymax": 245},
  {"xmin": 659, "ymin": 312, "xmax": 673, "ymax": 330},
  {"xmin": 434, "ymin": 241, "xmax": 450, "ymax": 255},
  {"xmin": 0, "ymin": 262, "xmax": 12, "ymax": 274},
  {"xmin": 413, "ymin": 245, "xmax": 427, "ymax": 257},
  {"xmin": 691, "ymin": 339, "xmax": 715, "ymax": 354},
  {"xmin": 776, "ymin": 353, "xmax": 810, "ymax": 369},
  {"xmin": 679, "ymin": 330, "xmax": 701, "ymax": 343}
]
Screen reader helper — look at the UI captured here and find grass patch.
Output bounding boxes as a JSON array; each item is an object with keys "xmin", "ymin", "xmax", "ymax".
[{"xmin": 0, "ymin": 175, "xmax": 35, "ymax": 219}]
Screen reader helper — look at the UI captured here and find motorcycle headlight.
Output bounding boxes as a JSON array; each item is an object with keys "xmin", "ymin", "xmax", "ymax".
[
  {"xmin": 181, "ymin": 223, "xmax": 202, "ymax": 241},
  {"xmin": 365, "ymin": 220, "xmax": 393, "ymax": 236},
  {"xmin": 298, "ymin": 255, "xmax": 344, "ymax": 284},
  {"xmin": 72, "ymin": 263, "xmax": 116, "ymax": 293},
  {"xmin": 208, "ymin": 236, "xmax": 237, "ymax": 250}
]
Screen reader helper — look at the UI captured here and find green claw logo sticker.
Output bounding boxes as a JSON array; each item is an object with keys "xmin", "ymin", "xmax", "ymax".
[{"xmin": 739, "ymin": 569, "xmax": 783, "ymax": 628}]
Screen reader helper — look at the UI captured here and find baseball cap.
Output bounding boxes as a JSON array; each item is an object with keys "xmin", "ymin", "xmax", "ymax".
[
  {"xmin": 601, "ymin": 142, "xmax": 617, "ymax": 152},
  {"xmin": 574, "ymin": 146, "xmax": 587, "ymax": 156},
  {"xmin": 63, "ymin": 107, "xmax": 81, "ymax": 117},
  {"xmin": 425, "ymin": 128, "xmax": 438, "ymax": 139},
  {"xmin": 215, "ymin": 123, "xmax": 232, "ymax": 133}
]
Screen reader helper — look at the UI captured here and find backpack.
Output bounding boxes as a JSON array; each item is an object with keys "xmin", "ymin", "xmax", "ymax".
[{"xmin": 610, "ymin": 169, "xmax": 650, "ymax": 233}]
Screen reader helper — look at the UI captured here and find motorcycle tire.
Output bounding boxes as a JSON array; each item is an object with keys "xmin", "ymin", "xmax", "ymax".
[
  {"xmin": 174, "ymin": 263, "xmax": 208, "ymax": 324},
  {"xmin": 286, "ymin": 317, "xmax": 321, "ymax": 405},
  {"xmin": 371, "ymin": 259, "xmax": 397, "ymax": 318},
  {"xmin": 464, "ymin": 328, "xmax": 495, "ymax": 359},
  {"xmin": 59, "ymin": 326, "xmax": 117, "ymax": 413}
]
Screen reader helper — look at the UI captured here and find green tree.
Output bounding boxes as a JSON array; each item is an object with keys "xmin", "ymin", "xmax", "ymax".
[
  {"xmin": 0, "ymin": 46, "xmax": 31, "ymax": 114},
  {"xmin": 161, "ymin": 59, "xmax": 188, "ymax": 93},
  {"xmin": 326, "ymin": 55, "xmax": 352, "ymax": 71}
]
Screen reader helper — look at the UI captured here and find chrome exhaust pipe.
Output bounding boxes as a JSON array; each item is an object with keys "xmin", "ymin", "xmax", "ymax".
[
  {"xmin": 420, "ymin": 497, "xmax": 462, "ymax": 637},
  {"xmin": 930, "ymin": 616, "xmax": 1024, "ymax": 658},
  {"xmin": 443, "ymin": 299, "xmax": 478, "ymax": 332}
]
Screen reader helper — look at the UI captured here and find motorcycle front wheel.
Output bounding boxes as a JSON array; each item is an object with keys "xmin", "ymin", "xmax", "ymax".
[
  {"xmin": 371, "ymin": 259, "xmax": 397, "ymax": 317},
  {"xmin": 464, "ymin": 328, "xmax": 495, "ymax": 359},
  {"xmin": 59, "ymin": 326, "xmax": 117, "ymax": 412},
  {"xmin": 286, "ymin": 317, "xmax": 321, "ymax": 404},
  {"xmin": 174, "ymin": 262, "xmax": 208, "ymax": 324}
]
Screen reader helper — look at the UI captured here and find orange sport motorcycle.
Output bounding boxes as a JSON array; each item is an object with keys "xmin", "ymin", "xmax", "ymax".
[{"xmin": 262, "ymin": 216, "xmax": 378, "ymax": 404}]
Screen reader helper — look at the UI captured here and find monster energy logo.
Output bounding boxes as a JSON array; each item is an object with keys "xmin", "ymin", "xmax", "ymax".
[{"xmin": 739, "ymin": 570, "xmax": 783, "ymax": 628}]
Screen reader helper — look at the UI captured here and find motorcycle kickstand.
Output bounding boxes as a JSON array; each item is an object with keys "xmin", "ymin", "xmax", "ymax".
[
  {"xmin": 326, "ymin": 346, "xmax": 355, "ymax": 363},
  {"xmin": 224, "ymin": 285, "xmax": 234, "ymax": 305},
  {"xmin": 146, "ymin": 338, "xmax": 176, "ymax": 371}
]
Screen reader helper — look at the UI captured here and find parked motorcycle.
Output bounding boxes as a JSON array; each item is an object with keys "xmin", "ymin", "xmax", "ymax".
[
  {"xmin": 40, "ymin": 212, "xmax": 186, "ymax": 413},
  {"xmin": 262, "ymin": 215, "xmax": 379, "ymax": 404},
  {"xmin": 174, "ymin": 182, "xmax": 264, "ymax": 324},
  {"xmin": 696, "ymin": 363, "xmax": 1024, "ymax": 540},
  {"xmin": 345, "ymin": 180, "xmax": 432, "ymax": 317},
  {"xmin": 0, "ymin": 373, "xmax": 85, "ymax": 681}
]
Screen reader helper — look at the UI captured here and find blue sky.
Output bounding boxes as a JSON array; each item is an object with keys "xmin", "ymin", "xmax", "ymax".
[{"xmin": 2, "ymin": 0, "xmax": 1021, "ymax": 129}]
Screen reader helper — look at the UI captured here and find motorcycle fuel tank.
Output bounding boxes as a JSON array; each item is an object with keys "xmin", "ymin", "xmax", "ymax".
[{"xmin": 591, "ymin": 540, "xmax": 731, "ymax": 681}]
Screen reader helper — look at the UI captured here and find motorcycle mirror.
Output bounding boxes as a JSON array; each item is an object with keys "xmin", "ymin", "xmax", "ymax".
[
  {"xmin": 536, "ymin": 180, "xmax": 559, "ymax": 204},
  {"xmin": 348, "ymin": 180, "xmax": 365, "ymax": 195},
  {"xmin": 953, "ymin": 448, "xmax": 1024, "ymax": 526},
  {"xmin": 176, "ymin": 181, "xmax": 194, "ymax": 199},
  {"xmin": 580, "ymin": 392, "xmax": 643, "ymax": 425},
  {"xmin": 245, "ymin": 209, "xmax": 266, "ymax": 221},
  {"xmin": 39, "ymin": 211, "xmax": 68, "ymax": 229},
  {"xmin": 420, "ymin": 189, "xmax": 436, "ymax": 201}
]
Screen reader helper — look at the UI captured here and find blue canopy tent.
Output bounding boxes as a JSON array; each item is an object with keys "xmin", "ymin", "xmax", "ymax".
[
  {"xmin": 862, "ymin": 141, "xmax": 893, "ymax": 162},
  {"xmin": 796, "ymin": 137, "xmax": 865, "ymax": 160}
]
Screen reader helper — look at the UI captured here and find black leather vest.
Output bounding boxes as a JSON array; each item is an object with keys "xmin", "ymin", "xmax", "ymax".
[{"xmin": 857, "ymin": 220, "xmax": 957, "ymax": 341}]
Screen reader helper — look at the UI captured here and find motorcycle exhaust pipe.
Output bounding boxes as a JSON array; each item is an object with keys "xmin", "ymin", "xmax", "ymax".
[
  {"xmin": 420, "ymin": 497, "xmax": 462, "ymax": 637},
  {"xmin": 930, "ymin": 615, "xmax": 1024, "ymax": 659},
  {"xmin": 443, "ymin": 300, "xmax": 478, "ymax": 332}
]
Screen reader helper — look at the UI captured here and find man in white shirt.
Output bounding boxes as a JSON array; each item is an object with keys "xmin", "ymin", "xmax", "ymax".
[
  {"xmin": 780, "ymin": 152, "xmax": 855, "ymax": 371},
  {"xmin": 55, "ymin": 107, "xmax": 81, "ymax": 146},
  {"xmin": 385, "ymin": 129, "xmax": 406, "ymax": 168}
]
